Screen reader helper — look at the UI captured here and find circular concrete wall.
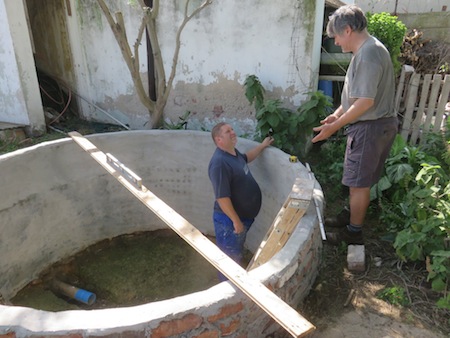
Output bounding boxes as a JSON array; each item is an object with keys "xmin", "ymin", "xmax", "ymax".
[{"xmin": 0, "ymin": 130, "xmax": 324, "ymax": 337}]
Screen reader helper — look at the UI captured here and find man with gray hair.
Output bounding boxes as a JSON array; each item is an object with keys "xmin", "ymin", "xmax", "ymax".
[{"xmin": 312, "ymin": 5, "xmax": 398, "ymax": 245}]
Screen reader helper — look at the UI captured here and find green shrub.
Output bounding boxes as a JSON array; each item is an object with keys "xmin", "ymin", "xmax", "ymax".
[
  {"xmin": 244, "ymin": 75, "xmax": 333, "ymax": 158},
  {"xmin": 372, "ymin": 134, "xmax": 450, "ymax": 309},
  {"xmin": 367, "ymin": 12, "xmax": 407, "ymax": 74}
]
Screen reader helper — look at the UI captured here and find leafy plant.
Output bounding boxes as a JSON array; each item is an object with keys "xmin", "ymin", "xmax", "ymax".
[
  {"xmin": 244, "ymin": 75, "xmax": 333, "ymax": 158},
  {"xmin": 366, "ymin": 12, "xmax": 407, "ymax": 74},
  {"xmin": 309, "ymin": 135, "xmax": 346, "ymax": 203},
  {"xmin": 163, "ymin": 111, "xmax": 191, "ymax": 130},
  {"xmin": 377, "ymin": 286, "xmax": 410, "ymax": 306},
  {"xmin": 371, "ymin": 134, "xmax": 449, "ymax": 308}
]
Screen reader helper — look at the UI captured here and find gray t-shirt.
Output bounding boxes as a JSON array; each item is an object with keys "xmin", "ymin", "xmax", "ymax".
[{"xmin": 342, "ymin": 36, "xmax": 396, "ymax": 122}]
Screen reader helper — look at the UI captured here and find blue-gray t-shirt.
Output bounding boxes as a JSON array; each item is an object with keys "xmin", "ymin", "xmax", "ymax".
[{"xmin": 208, "ymin": 148, "xmax": 262, "ymax": 219}]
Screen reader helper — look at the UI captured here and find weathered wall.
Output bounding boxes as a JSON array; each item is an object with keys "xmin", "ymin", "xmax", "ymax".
[
  {"xmin": 68, "ymin": 0, "xmax": 324, "ymax": 131},
  {"xmin": 1, "ymin": 0, "xmax": 325, "ymax": 135},
  {"xmin": 397, "ymin": 12, "xmax": 450, "ymax": 44},
  {"xmin": 0, "ymin": 2, "xmax": 28, "ymax": 126},
  {"xmin": 355, "ymin": 1, "xmax": 450, "ymax": 47},
  {"xmin": 356, "ymin": 0, "xmax": 449, "ymax": 13},
  {"xmin": 0, "ymin": 1, "xmax": 45, "ymax": 134}
]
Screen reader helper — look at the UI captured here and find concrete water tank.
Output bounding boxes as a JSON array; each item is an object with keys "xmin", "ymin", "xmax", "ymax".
[{"xmin": 0, "ymin": 130, "xmax": 323, "ymax": 337}]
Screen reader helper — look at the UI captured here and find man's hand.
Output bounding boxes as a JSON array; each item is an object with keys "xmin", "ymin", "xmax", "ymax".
[
  {"xmin": 312, "ymin": 113, "xmax": 341, "ymax": 143},
  {"xmin": 233, "ymin": 220, "xmax": 245, "ymax": 234},
  {"xmin": 247, "ymin": 135, "xmax": 274, "ymax": 162},
  {"xmin": 261, "ymin": 135, "xmax": 275, "ymax": 148},
  {"xmin": 312, "ymin": 123, "xmax": 339, "ymax": 143}
]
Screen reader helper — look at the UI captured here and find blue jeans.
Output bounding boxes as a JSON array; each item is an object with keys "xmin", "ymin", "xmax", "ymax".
[{"xmin": 213, "ymin": 211, "xmax": 254, "ymax": 281}]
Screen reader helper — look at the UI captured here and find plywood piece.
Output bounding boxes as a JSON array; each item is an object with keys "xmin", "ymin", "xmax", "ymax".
[
  {"xmin": 68, "ymin": 132, "xmax": 315, "ymax": 338},
  {"xmin": 247, "ymin": 178, "xmax": 314, "ymax": 271}
]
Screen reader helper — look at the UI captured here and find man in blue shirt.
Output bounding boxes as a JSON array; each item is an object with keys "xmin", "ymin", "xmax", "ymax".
[{"xmin": 208, "ymin": 122, "xmax": 273, "ymax": 280}]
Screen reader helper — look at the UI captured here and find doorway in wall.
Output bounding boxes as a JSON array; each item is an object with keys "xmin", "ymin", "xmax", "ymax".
[{"xmin": 25, "ymin": 0, "xmax": 79, "ymax": 124}]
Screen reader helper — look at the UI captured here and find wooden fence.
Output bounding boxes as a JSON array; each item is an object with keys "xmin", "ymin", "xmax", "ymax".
[{"xmin": 395, "ymin": 65, "xmax": 450, "ymax": 145}]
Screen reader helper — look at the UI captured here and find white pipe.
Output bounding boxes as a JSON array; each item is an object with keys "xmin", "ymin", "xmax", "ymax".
[
  {"xmin": 306, "ymin": 162, "xmax": 326, "ymax": 241},
  {"xmin": 73, "ymin": 92, "xmax": 131, "ymax": 130}
]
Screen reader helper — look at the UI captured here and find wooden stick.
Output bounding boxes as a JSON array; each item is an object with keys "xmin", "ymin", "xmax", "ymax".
[{"xmin": 68, "ymin": 132, "xmax": 315, "ymax": 338}]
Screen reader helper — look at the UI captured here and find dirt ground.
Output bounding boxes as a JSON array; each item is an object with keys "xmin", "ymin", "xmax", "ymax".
[{"xmin": 297, "ymin": 221, "xmax": 449, "ymax": 338}]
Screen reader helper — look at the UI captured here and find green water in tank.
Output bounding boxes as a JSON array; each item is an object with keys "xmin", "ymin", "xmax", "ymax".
[{"xmin": 11, "ymin": 229, "xmax": 221, "ymax": 311}]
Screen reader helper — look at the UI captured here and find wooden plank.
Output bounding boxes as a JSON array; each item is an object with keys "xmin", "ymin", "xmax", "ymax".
[
  {"xmin": 401, "ymin": 73, "xmax": 421, "ymax": 141},
  {"xmin": 320, "ymin": 52, "xmax": 352, "ymax": 66},
  {"xmin": 420, "ymin": 74, "xmax": 442, "ymax": 145},
  {"xmin": 247, "ymin": 178, "xmax": 314, "ymax": 271},
  {"xmin": 433, "ymin": 75, "xmax": 450, "ymax": 133},
  {"xmin": 68, "ymin": 132, "xmax": 315, "ymax": 338},
  {"xmin": 410, "ymin": 74, "xmax": 431, "ymax": 144},
  {"xmin": 318, "ymin": 75, "xmax": 345, "ymax": 82},
  {"xmin": 394, "ymin": 66, "xmax": 407, "ymax": 114}
]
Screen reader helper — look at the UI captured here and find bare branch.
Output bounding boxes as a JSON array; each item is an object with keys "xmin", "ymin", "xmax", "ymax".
[
  {"xmin": 97, "ymin": 0, "xmax": 212, "ymax": 127},
  {"xmin": 96, "ymin": 0, "xmax": 154, "ymax": 112}
]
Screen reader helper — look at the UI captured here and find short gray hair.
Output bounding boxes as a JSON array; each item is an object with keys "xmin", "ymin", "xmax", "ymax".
[{"xmin": 327, "ymin": 5, "xmax": 367, "ymax": 37}]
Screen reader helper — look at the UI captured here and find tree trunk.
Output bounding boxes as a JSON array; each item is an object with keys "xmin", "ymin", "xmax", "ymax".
[{"xmin": 97, "ymin": 0, "xmax": 212, "ymax": 129}]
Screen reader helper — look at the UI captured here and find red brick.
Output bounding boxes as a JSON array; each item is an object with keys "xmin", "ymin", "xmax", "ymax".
[
  {"xmin": 193, "ymin": 330, "xmax": 219, "ymax": 338},
  {"xmin": 0, "ymin": 333, "xmax": 16, "ymax": 338},
  {"xmin": 219, "ymin": 318, "xmax": 240, "ymax": 336},
  {"xmin": 34, "ymin": 335, "xmax": 83, "ymax": 338},
  {"xmin": 151, "ymin": 313, "xmax": 203, "ymax": 338},
  {"xmin": 207, "ymin": 302, "xmax": 243, "ymax": 323}
]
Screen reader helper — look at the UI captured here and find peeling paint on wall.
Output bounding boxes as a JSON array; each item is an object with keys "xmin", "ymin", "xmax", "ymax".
[
  {"xmin": 23, "ymin": 0, "xmax": 323, "ymax": 129},
  {"xmin": 0, "ymin": 1, "xmax": 30, "ymax": 125}
]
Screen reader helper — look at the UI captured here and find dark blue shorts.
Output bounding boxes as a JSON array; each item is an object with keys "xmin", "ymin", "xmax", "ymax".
[{"xmin": 342, "ymin": 117, "xmax": 398, "ymax": 188}]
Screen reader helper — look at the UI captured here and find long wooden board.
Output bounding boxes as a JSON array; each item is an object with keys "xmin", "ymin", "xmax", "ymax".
[
  {"xmin": 68, "ymin": 132, "xmax": 315, "ymax": 338},
  {"xmin": 247, "ymin": 178, "xmax": 313, "ymax": 271}
]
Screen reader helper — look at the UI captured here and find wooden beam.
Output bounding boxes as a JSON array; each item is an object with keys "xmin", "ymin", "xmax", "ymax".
[
  {"xmin": 68, "ymin": 132, "xmax": 315, "ymax": 338},
  {"xmin": 247, "ymin": 178, "xmax": 313, "ymax": 271},
  {"xmin": 318, "ymin": 75, "xmax": 345, "ymax": 82}
]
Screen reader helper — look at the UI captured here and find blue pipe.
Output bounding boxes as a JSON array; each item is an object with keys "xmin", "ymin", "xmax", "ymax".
[{"xmin": 51, "ymin": 280, "xmax": 96, "ymax": 305}]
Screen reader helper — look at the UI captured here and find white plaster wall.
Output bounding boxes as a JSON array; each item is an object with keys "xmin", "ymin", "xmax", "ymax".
[
  {"xmin": 64, "ymin": 0, "xmax": 146, "ymax": 128},
  {"xmin": 0, "ymin": 1, "xmax": 29, "ymax": 126},
  {"xmin": 1, "ymin": 0, "xmax": 45, "ymax": 134},
  {"xmin": 69, "ymin": 0, "xmax": 324, "ymax": 130},
  {"xmin": 356, "ymin": 0, "xmax": 449, "ymax": 13}
]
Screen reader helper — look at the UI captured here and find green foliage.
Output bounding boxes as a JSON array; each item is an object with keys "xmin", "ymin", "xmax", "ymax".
[
  {"xmin": 244, "ymin": 75, "xmax": 333, "ymax": 158},
  {"xmin": 366, "ymin": 12, "xmax": 407, "ymax": 74},
  {"xmin": 0, "ymin": 139, "xmax": 21, "ymax": 155},
  {"xmin": 372, "ymin": 134, "xmax": 449, "ymax": 307},
  {"xmin": 377, "ymin": 286, "xmax": 410, "ymax": 306},
  {"xmin": 162, "ymin": 111, "xmax": 191, "ymax": 130},
  {"xmin": 421, "ymin": 117, "xmax": 450, "ymax": 167},
  {"xmin": 309, "ymin": 135, "xmax": 346, "ymax": 202},
  {"xmin": 243, "ymin": 75, "xmax": 265, "ymax": 111}
]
